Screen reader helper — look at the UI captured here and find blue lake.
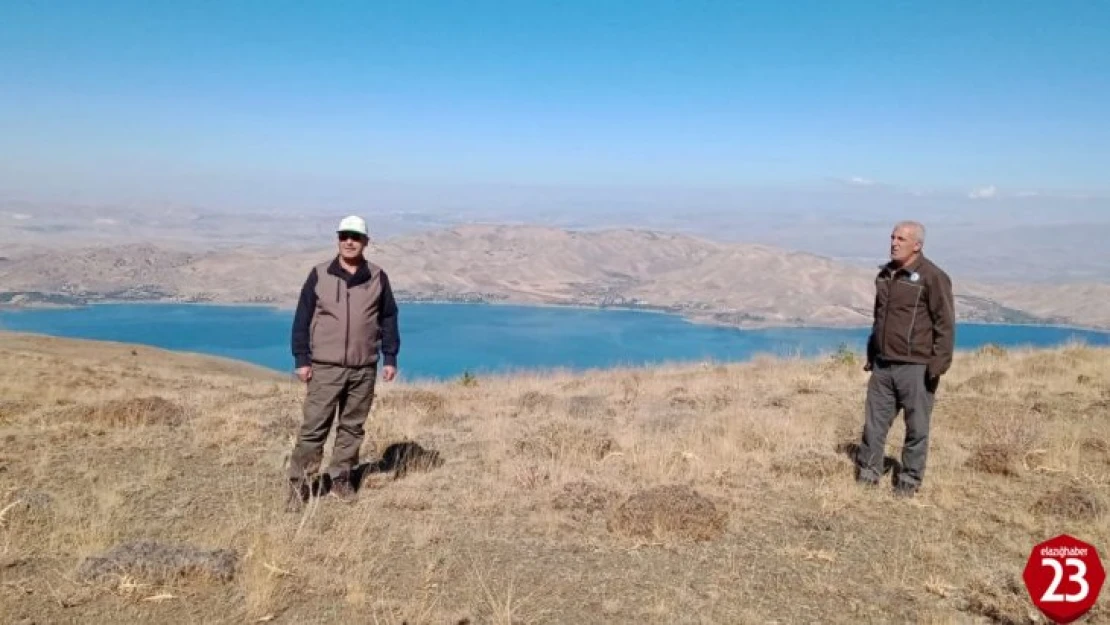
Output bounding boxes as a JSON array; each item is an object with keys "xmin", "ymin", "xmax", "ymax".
[{"xmin": 1, "ymin": 303, "xmax": 1108, "ymax": 381}]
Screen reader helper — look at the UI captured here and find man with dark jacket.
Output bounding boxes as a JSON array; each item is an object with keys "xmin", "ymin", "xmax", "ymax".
[
  {"xmin": 855, "ymin": 220, "xmax": 955, "ymax": 497},
  {"xmin": 286, "ymin": 215, "xmax": 400, "ymax": 509}
]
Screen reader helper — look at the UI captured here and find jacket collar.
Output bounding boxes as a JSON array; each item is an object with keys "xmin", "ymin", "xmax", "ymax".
[
  {"xmin": 327, "ymin": 256, "xmax": 373, "ymax": 286},
  {"xmin": 880, "ymin": 254, "xmax": 925, "ymax": 278}
]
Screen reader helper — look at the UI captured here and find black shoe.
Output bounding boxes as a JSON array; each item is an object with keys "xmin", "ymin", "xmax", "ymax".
[
  {"xmin": 330, "ymin": 475, "xmax": 357, "ymax": 503},
  {"xmin": 285, "ymin": 480, "xmax": 310, "ymax": 512},
  {"xmin": 893, "ymin": 483, "xmax": 917, "ymax": 498}
]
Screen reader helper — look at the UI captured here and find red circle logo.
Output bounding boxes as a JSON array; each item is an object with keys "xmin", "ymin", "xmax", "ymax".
[{"xmin": 1023, "ymin": 534, "xmax": 1105, "ymax": 624}]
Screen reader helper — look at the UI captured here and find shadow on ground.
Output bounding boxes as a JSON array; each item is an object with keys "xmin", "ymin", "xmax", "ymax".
[{"xmin": 308, "ymin": 441, "xmax": 445, "ymax": 496}]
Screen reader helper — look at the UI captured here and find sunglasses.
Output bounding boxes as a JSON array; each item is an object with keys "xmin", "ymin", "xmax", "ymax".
[{"xmin": 337, "ymin": 232, "xmax": 364, "ymax": 242}]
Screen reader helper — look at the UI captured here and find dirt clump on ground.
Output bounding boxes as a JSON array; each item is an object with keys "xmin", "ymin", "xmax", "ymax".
[
  {"xmin": 606, "ymin": 485, "xmax": 728, "ymax": 542},
  {"xmin": 76, "ymin": 540, "xmax": 238, "ymax": 585},
  {"xmin": 961, "ymin": 573, "xmax": 1030, "ymax": 625},
  {"xmin": 1031, "ymin": 484, "xmax": 1106, "ymax": 521},
  {"xmin": 964, "ymin": 443, "xmax": 1020, "ymax": 476}
]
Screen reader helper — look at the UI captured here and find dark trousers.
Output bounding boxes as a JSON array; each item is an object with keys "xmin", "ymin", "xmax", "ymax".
[
  {"xmin": 288, "ymin": 362, "xmax": 377, "ymax": 483},
  {"xmin": 856, "ymin": 360, "xmax": 937, "ymax": 488}
]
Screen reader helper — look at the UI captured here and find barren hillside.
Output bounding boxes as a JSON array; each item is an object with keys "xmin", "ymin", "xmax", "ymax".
[
  {"xmin": 1, "ymin": 332, "xmax": 1107, "ymax": 623},
  {"xmin": 3, "ymin": 224, "xmax": 1107, "ymax": 329}
]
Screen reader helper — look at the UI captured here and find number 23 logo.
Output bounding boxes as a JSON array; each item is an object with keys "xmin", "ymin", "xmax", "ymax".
[{"xmin": 1042, "ymin": 557, "xmax": 1090, "ymax": 603}]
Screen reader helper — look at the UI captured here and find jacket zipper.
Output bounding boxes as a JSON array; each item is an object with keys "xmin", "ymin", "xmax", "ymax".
[
  {"xmin": 880, "ymin": 276, "xmax": 892, "ymax": 359},
  {"xmin": 344, "ymin": 289, "xmax": 350, "ymax": 367},
  {"xmin": 906, "ymin": 286, "xmax": 922, "ymax": 357}
]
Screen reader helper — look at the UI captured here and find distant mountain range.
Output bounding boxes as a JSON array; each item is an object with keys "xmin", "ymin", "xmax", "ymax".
[{"xmin": 2, "ymin": 224, "xmax": 1108, "ymax": 329}]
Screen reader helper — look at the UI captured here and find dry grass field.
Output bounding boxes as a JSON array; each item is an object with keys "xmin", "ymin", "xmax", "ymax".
[{"xmin": 1, "ymin": 331, "xmax": 1108, "ymax": 624}]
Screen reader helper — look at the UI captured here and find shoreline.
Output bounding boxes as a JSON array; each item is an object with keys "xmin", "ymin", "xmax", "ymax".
[{"xmin": 3, "ymin": 295, "xmax": 1110, "ymax": 336}]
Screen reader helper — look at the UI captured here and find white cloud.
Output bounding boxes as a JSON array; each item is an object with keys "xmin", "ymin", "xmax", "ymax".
[
  {"xmin": 847, "ymin": 176, "xmax": 875, "ymax": 186},
  {"xmin": 968, "ymin": 185, "xmax": 998, "ymax": 199},
  {"xmin": 10, "ymin": 213, "xmax": 31, "ymax": 220}
]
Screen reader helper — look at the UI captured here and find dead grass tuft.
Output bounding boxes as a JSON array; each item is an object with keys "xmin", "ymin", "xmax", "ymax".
[
  {"xmin": 668, "ymin": 386, "xmax": 698, "ymax": 409},
  {"xmin": 964, "ymin": 444, "xmax": 1019, "ymax": 477},
  {"xmin": 976, "ymin": 343, "xmax": 1008, "ymax": 358},
  {"xmin": 0, "ymin": 399, "xmax": 38, "ymax": 422},
  {"xmin": 564, "ymin": 395, "xmax": 609, "ymax": 419},
  {"xmin": 517, "ymin": 390, "xmax": 555, "ymax": 414},
  {"xmin": 958, "ymin": 371, "xmax": 1007, "ymax": 394},
  {"xmin": 666, "ymin": 386, "xmax": 731, "ymax": 411},
  {"xmin": 76, "ymin": 540, "xmax": 238, "ymax": 585},
  {"xmin": 765, "ymin": 395, "xmax": 791, "ymax": 409},
  {"xmin": 52, "ymin": 396, "xmax": 187, "ymax": 427},
  {"xmin": 1021, "ymin": 353, "xmax": 1070, "ymax": 378},
  {"xmin": 377, "ymin": 389, "xmax": 448, "ymax": 421},
  {"xmin": 381, "ymin": 492, "xmax": 432, "ymax": 512},
  {"xmin": 1031, "ymin": 484, "xmax": 1106, "ymax": 521},
  {"xmin": 260, "ymin": 411, "xmax": 299, "ymax": 440},
  {"xmin": 551, "ymin": 481, "xmax": 619, "ymax": 516},
  {"xmin": 1081, "ymin": 436, "xmax": 1109, "ymax": 455},
  {"xmin": 962, "ymin": 574, "xmax": 1029, "ymax": 625},
  {"xmin": 793, "ymin": 377, "xmax": 822, "ymax": 395},
  {"xmin": 514, "ymin": 422, "xmax": 616, "ymax": 461},
  {"xmin": 771, "ymin": 450, "xmax": 845, "ymax": 479},
  {"xmin": 980, "ymin": 411, "xmax": 1042, "ymax": 457},
  {"xmin": 1086, "ymin": 398, "xmax": 1110, "ymax": 418},
  {"xmin": 606, "ymin": 485, "xmax": 728, "ymax": 542},
  {"xmin": 0, "ymin": 489, "xmax": 54, "ymax": 529}
]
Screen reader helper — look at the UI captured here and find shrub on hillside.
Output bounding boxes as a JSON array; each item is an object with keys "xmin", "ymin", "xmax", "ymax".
[
  {"xmin": 1031, "ymin": 484, "xmax": 1106, "ymax": 521},
  {"xmin": 606, "ymin": 485, "xmax": 727, "ymax": 543}
]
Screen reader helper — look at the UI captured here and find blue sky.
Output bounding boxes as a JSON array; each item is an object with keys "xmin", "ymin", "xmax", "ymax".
[{"xmin": 1, "ymin": 1, "xmax": 1108, "ymax": 206}]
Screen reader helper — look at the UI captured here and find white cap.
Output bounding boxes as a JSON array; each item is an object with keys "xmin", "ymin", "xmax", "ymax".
[{"xmin": 336, "ymin": 215, "xmax": 368, "ymax": 237}]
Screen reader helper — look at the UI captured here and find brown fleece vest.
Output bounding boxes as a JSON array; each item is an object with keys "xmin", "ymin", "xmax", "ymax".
[{"xmin": 309, "ymin": 260, "xmax": 385, "ymax": 367}]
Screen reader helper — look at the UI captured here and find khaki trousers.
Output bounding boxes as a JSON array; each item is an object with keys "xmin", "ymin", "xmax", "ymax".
[{"xmin": 288, "ymin": 362, "xmax": 377, "ymax": 482}]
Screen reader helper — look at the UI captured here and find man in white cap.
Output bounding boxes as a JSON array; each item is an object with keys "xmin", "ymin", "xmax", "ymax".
[{"xmin": 286, "ymin": 215, "xmax": 400, "ymax": 509}]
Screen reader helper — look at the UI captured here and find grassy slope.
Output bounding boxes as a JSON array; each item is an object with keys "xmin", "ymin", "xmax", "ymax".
[{"xmin": 1, "ymin": 332, "xmax": 1108, "ymax": 624}]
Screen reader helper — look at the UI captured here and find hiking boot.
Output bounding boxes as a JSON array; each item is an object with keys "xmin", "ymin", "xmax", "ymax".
[
  {"xmin": 330, "ymin": 475, "xmax": 357, "ymax": 504},
  {"xmin": 893, "ymin": 483, "xmax": 917, "ymax": 498},
  {"xmin": 285, "ymin": 480, "xmax": 310, "ymax": 512}
]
